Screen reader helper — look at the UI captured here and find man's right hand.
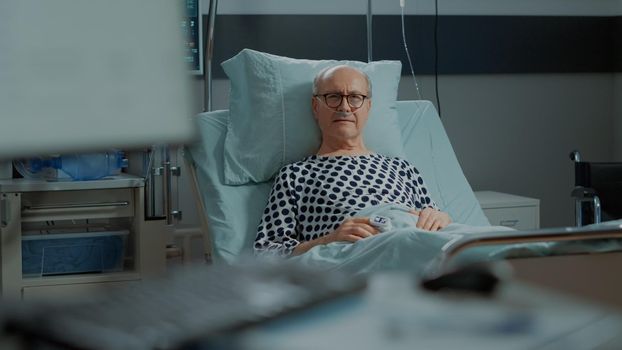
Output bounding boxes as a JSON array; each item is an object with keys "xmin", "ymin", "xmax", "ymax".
[
  {"xmin": 321, "ymin": 217, "xmax": 380, "ymax": 244},
  {"xmin": 292, "ymin": 217, "xmax": 379, "ymax": 256}
]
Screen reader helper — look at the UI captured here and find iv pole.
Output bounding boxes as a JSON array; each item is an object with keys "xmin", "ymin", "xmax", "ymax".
[
  {"xmin": 367, "ymin": 0, "xmax": 372, "ymax": 62},
  {"xmin": 204, "ymin": 0, "xmax": 219, "ymax": 112},
  {"xmin": 158, "ymin": 0, "xmax": 219, "ymax": 224}
]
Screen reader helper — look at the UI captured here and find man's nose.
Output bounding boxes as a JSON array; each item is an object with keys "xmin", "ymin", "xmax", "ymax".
[{"xmin": 336, "ymin": 96, "xmax": 351, "ymax": 112}]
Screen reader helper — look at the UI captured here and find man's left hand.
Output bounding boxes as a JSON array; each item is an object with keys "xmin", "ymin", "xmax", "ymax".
[{"xmin": 409, "ymin": 208, "xmax": 452, "ymax": 231}]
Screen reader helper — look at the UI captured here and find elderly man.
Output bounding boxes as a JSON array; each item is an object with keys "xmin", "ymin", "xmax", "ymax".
[{"xmin": 254, "ymin": 65, "xmax": 451, "ymax": 257}]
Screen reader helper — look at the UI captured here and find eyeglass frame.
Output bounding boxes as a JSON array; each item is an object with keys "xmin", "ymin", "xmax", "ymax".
[{"xmin": 313, "ymin": 93, "xmax": 369, "ymax": 109}]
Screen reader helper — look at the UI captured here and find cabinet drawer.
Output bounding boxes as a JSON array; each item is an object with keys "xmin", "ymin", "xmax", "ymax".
[
  {"xmin": 20, "ymin": 188, "xmax": 134, "ymax": 222},
  {"xmin": 482, "ymin": 206, "xmax": 539, "ymax": 230}
]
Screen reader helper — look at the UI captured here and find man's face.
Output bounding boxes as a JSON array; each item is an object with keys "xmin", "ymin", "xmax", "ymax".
[{"xmin": 312, "ymin": 67, "xmax": 371, "ymax": 142}]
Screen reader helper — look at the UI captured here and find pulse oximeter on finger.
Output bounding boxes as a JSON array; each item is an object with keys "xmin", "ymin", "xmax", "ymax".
[{"xmin": 369, "ymin": 214, "xmax": 392, "ymax": 232}]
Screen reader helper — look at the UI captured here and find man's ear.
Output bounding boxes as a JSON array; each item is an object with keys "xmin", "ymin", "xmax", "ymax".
[{"xmin": 311, "ymin": 97, "xmax": 319, "ymax": 120}]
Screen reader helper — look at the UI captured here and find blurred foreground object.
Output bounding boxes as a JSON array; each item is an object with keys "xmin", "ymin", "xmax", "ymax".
[
  {"xmin": 0, "ymin": 0, "xmax": 196, "ymax": 160},
  {"xmin": 2, "ymin": 260, "xmax": 366, "ymax": 350}
]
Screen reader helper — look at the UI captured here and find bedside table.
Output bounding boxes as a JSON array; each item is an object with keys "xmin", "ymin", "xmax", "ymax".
[{"xmin": 474, "ymin": 191, "xmax": 540, "ymax": 230}]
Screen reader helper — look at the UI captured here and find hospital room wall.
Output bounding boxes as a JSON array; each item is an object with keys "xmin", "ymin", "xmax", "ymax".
[{"xmin": 398, "ymin": 74, "xmax": 615, "ymax": 228}]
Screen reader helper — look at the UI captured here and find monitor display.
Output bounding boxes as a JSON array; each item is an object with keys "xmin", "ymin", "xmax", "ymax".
[{"xmin": 183, "ymin": 0, "xmax": 203, "ymax": 75}]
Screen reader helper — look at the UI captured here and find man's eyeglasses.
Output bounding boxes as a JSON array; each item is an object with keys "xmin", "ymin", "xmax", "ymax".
[{"xmin": 314, "ymin": 93, "xmax": 368, "ymax": 109}]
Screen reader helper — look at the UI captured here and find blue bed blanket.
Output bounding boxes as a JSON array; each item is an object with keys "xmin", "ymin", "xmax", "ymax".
[{"xmin": 289, "ymin": 205, "xmax": 622, "ymax": 277}]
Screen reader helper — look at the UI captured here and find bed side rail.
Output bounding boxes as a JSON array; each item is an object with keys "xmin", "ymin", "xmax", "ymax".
[{"xmin": 428, "ymin": 224, "xmax": 622, "ymax": 278}]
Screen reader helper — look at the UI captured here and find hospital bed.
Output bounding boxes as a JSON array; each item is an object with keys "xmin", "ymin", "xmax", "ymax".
[{"xmin": 185, "ymin": 49, "xmax": 622, "ymax": 307}]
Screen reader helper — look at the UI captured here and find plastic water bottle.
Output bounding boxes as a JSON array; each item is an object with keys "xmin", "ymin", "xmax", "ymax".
[
  {"xmin": 15, "ymin": 151, "xmax": 128, "ymax": 181},
  {"xmin": 13, "ymin": 157, "xmax": 57, "ymax": 180},
  {"xmin": 52, "ymin": 151, "xmax": 128, "ymax": 180}
]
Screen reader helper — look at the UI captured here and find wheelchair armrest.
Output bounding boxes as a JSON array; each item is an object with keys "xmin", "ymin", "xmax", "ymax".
[{"xmin": 571, "ymin": 186, "xmax": 602, "ymax": 225}]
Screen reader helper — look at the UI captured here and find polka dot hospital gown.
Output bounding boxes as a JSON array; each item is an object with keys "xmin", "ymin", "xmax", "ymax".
[{"xmin": 254, "ymin": 154, "xmax": 439, "ymax": 257}]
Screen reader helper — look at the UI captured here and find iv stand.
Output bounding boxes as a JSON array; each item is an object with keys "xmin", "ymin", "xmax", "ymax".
[
  {"xmin": 367, "ymin": 0, "xmax": 373, "ymax": 62},
  {"xmin": 204, "ymin": 0, "xmax": 219, "ymax": 112},
  {"xmin": 147, "ymin": 0, "xmax": 220, "ymax": 223}
]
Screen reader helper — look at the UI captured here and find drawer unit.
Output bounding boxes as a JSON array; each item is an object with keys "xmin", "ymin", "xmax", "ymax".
[
  {"xmin": 481, "ymin": 206, "xmax": 539, "ymax": 230},
  {"xmin": 0, "ymin": 175, "xmax": 168, "ymax": 299},
  {"xmin": 474, "ymin": 191, "xmax": 540, "ymax": 230}
]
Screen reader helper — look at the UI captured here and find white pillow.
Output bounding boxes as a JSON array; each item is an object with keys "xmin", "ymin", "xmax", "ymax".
[{"xmin": 222, "ymin": 49, "xmax": 405, "ymax": 185}]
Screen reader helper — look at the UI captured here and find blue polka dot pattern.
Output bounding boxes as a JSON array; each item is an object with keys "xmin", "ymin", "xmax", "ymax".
[{"xmin": 254, "ymin": 154, "xmax": 438, "ymax": 256}]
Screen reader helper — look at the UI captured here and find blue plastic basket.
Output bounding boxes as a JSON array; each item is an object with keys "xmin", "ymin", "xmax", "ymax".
[{"xmin": 22, "ymin": 230, "xmax": 128, "ymax": 277}]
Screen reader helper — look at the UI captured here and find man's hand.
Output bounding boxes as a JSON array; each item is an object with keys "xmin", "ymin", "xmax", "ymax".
[
  {"xmin": 322, "ymin": 217, "xmax": 379, "ymax": 244},
  {"xmin": 409, "ymin": 208, "xmax": 451, "ymax": 231},
  {"xmin": 292, "ymin": 217, "xmax": 379, "ymax": 256}
]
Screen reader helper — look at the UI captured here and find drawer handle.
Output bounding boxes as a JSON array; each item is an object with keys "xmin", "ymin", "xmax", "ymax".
[
  {"xmin": 24, "ymin": 201, "xmax": 129, "ymax": 211},
  {"xmin": 500, "ymin": 219, "xmax": 519, "ymax": 227},
  {"xmin": 0, "ymin": 196, "xmax": 7, "ymax": 227}
]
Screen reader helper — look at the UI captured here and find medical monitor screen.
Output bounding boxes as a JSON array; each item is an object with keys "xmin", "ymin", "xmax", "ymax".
[{"xmin": 183, "ymin": 0, "xmax": 202, "ymax": 74}]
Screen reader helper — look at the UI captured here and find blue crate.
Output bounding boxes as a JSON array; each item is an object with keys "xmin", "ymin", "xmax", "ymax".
[{"xmin": 22, "ymin": 230, "xmax": 128, "ymax": 277}]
